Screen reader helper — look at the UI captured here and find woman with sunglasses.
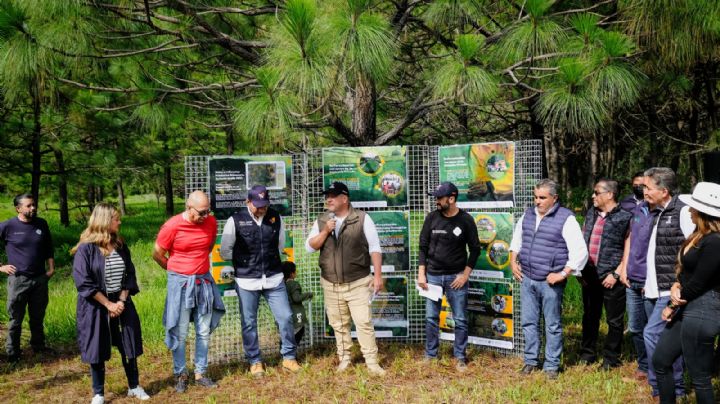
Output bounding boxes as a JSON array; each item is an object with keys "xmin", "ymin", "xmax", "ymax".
[{"xmin": 652, "ymin": 182, "xmax": 720, "ymax": 403}]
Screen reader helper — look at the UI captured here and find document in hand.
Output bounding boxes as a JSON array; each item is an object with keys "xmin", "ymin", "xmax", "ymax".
[{"xmin": 415, "ymin": 281, "xmax": 443, "ymax": 301}]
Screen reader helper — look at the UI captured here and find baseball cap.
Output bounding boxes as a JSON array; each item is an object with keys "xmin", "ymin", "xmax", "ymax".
[
  {"xmin": 429, "ymin": 182, "xmax": 459, "ymax": 198},
  {"xmin": 322, "ymin": 182, "xmax": 350, "ymax": 196},
  {"xmin": 248, "ymin": 185, "xmax": 270, "ymax": 207}
]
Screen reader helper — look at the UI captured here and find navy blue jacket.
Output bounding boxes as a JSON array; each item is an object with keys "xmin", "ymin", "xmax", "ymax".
[
  {"xmin": 519, "ymin": 203, "xmax": 573, "ymax": 281},
  {"xmin": 231, "ymin": 208, "xmax": 283, "ymax": 279},
  {"xmin": 72, "ymin": 242, "xmax": 142, "ymax": 364}
]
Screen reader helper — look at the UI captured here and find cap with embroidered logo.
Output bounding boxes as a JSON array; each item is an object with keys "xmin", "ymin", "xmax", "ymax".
[
  {"xmin": 429, "ymin": 182, "xmax": 459, "ymax": 198},
  {"xmin": 248, "ymin": 185, "xmax": 270, "ymax": 208}
]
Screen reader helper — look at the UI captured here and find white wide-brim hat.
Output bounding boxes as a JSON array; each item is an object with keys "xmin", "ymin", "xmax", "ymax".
[{"xmin": 678, "ymin": 182, "xmax": 720, "ymax": 218}]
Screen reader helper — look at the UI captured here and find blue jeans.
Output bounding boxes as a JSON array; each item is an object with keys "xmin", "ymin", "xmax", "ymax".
[
  {"xmin": 170, "ymin": 287, "xmax": 213, "ymax": 375},
  {"xmin": 235, "ymin": 281, "xmax": 296, "ymax": 364},
  {"xmin": 626, "ymin": 283, "xmax": 653, "ymax": 372},
  {"xmin": 425, "ymin": 273, "xmax": 468, "ymax": 362},
  {"xmin": 521, "ymin": 276, "xmax": 565, "ymax": 371},
  {"xmin": 644, "ymin": 295, "xmax": 685, "ymax": 397}
]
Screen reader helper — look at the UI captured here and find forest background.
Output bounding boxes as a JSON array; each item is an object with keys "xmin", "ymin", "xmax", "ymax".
[{"xmin": 0, "ymin": 0, "xmax": 718, "ymax": 220}]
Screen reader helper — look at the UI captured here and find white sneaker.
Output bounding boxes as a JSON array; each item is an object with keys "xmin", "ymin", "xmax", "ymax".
[
  {"xmin": 128, "ymin": 386, "xmax": 150, "ymax": 400},
  {"xmin": 336, "ymin": 358, "xmax": 352, "ymax": 373},
  {"xmin": 91, "ymin": 395, "xmax": 104, "ymax": 404}
]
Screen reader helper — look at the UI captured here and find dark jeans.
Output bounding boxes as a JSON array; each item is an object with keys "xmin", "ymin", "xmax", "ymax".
[
  {"xmin": 90, "ymin": 314, "xmax": 139, "ymax": 395},
  {"xmin": 5, "ymin": 273, "xmax": 49, "ymax": 356},
  {"xmin": 579, "ymin": 270, "xmax": 626, "ymax": 366},
  {"xmin": 425, "ymin": 273, "xmax": 469, "ymax": 361},
  {"xmin": 653, "ymin": 290, "xmax": 720, "ymax": 404}
]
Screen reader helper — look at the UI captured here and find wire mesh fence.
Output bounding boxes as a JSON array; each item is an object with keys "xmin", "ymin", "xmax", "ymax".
[{"xmin": 181, "ymin": 139, "xmax": 542, "ymax": 364}]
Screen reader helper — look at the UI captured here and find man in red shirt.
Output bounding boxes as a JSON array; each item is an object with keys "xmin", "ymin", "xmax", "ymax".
[{"xmin": 153, "ymin": 191, "xmax": 225, "ymax": 393}]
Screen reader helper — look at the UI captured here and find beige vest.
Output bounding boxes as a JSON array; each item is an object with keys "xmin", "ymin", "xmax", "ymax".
[{"xmin": 317, "ymin": 208, "xmax": 370, "ymax": 284}]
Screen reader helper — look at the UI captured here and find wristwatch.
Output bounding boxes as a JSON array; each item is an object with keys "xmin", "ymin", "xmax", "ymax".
[{"xmin": 612, "ymin": 272, "xmax": 620, "ymax": 280}]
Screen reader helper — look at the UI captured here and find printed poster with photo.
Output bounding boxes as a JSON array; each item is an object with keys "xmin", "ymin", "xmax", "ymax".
[
  {"xmin": 325, "ymin": 274, "xmax": 409, "ymax": 338},
  {"xmin": 438, "ymin": 142, "xmax": 515, "ymax": 208},
  {"xmin": 208, "ymin": 155, "xmax": 293, "ymax": 219},
  {"xmin": 367, "ymin": 211, "xmax": 410, "ymax": 273},
  {"xmin": 470, "ymin": 212, "xmax": 513, "ymax": 280},
  {"xmin": 322, "ymin": 146, "xmax": 408, "ymax": 208},
  {"xmin": 439, "ymin": 280, "xmax": 514, "ymax": 350}
]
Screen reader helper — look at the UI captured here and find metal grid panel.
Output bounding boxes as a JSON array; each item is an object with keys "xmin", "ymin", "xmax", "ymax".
[
  {"xmin": 509, "ymin": 139, "xmax": 544, "ymax": 357},
  {"xmin": 183, "ymin": 139, "xmax": 543, "ymax": 362}
]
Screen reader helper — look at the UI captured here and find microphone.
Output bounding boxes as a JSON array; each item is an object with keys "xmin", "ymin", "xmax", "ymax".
[{"xmin": 328, "ymin": 212, "xmax": 336, "ymax": 237}]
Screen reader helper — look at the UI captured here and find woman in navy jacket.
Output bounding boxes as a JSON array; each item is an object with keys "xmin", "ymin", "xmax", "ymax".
[{"xmin": 71, "ymin": 203, "xmax": 148, "ymax": 404}]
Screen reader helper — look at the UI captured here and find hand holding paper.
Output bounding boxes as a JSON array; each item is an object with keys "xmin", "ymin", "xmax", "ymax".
[{"xmin": 415, "ymin": 281, "xmax": 443, "ymax": 301}]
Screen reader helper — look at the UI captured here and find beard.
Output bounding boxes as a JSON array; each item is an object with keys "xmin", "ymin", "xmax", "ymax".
[
  {"xmin": 436, "ymin": 202, "xmax": 450, "ymax": 212},
  {"xmin": 21, "ymin": 210, "xmax": 36, "ymax": 220}
]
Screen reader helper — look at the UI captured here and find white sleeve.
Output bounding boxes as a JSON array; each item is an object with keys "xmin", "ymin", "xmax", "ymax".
[
  {"xmin": 509, "ymin": 214, "xmax": 525, "ymax": 252},
  {"xmin": 363, "ymin": 214, "xmax": 382, "ymax": 254},
  {"xmin": 219, "ymin": 217, "xmax": 236, "ymax": 261},
  {"xmin": 679, "ymin": 206, "xmax": 696, "ymax": 238},
  {"xmin": 305, "ymin": 221, "xmax": 320, "ymax": 253},
  {"xmin": 562, "ymin": 215, "xmax": 589, "ymax": 276},
  {"xmin": 278, "ymin": 217, "xmax": 286, "ymax": 257}
]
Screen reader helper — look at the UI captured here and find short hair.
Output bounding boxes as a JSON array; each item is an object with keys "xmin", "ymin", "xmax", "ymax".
[
  {"xmin": 13, "ymin": 193, "xmax": 33, "ymax": 207},
  {"xmin": 535, "ymin": 179, "xmax": 559, "ymax": 197},
  {"xmin": 282, "ymin": 261, "xmax": 296, "ymax": 279},
  {"xmin": 644, "ymin": 167, "xmax": 678, "ymax": 195},
  {"xmin": 596, "ymin": 178, "xmax": 619, "ymax": 201},
  {"xmin": 632, "ymin": 171, "xmax": 645, "ymax": 180}
]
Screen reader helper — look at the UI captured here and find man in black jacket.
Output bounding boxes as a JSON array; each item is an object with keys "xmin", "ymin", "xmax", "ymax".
[
  {"xmin": 579, "ymin": 179, "xmax": 632, "ymax": 370},
  {"xmin": 417, "ymin": 182, "xmax": 481, "ymax": 372}
]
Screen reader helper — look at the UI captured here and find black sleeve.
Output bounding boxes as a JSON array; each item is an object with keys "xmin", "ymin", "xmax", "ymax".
[
  {"xmin": 680, "ymin": 236, "xmax": 720, "ymax": 302},
  {"xmin": 42, "ymin": 220, "xmax": 54, "ymax": 260},
  {"xmin": 465, "ymin": 214, "xmax": 481, "ymax": 268},
  {"xmin": 418, "ymin": 213, "xmax": 433, "ymax": 266}
]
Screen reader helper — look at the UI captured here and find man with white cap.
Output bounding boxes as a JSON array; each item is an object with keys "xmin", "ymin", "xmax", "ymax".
[{"xmin": 220, "ymin": 185, "xmax": 300, "ymax": 377}]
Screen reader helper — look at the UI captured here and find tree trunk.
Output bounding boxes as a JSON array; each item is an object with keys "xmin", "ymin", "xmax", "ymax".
[
  {"xmin": 117, "ymin": 178, "xmax": 127, "ymax": 216},
  {"xmin": 544, "ymin": 129, "xmax": 559, "ymax": 182},
  {"xmin": 52, "ymin": 147, "xmax": 69, "ymax": 226},
  {"xmin": 221, "ymin": 110, "xmax": 235, "ymax": 154},
  {"xmin": 87, "ymin": 184, "xmax": 96, "ymax": 212},
  {"xmin": 30, "ymin": 80, "xmax": 42, "ymax": 205},
  {"xmin": 351, "ymin": 74, "xmax": 377, "ymax": 145},
  {"xmin": 162, "ymin": 135, "xmax": 174, "ymax": 217}
]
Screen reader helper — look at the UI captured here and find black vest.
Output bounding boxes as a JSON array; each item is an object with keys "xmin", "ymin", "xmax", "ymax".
[
  {"xmin": 653, "ymin": 196, "xmax": 686, "ymax": 290},
  {"xmin": 582, "ymin": 205, "xmax": 632, "ymax": 279},
  {"xmin": 231, "ymin": 208, "xmax": 282, "ymax": 279}
]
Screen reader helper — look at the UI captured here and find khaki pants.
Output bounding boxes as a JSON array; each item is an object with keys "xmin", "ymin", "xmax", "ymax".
[{"xmin": 321, "ymin": 275, "xmax": 378, "ymax": 365}]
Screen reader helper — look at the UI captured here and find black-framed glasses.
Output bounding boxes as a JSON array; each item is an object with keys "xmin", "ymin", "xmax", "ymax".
[{"xmin": 193, "ymin": 207, "xmax": 211, "ymax": 217}]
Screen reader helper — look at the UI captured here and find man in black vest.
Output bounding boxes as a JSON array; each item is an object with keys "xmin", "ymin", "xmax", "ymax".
[
  {"xmin": 305, "ymin": 182, "xmax": 386, "ymax": 376},
  {"xmin": 578, "ymin": 179, "xmax": 632, "ymax": 370},
  {"xmin": 220, "ymin": 185, "xmax": 300, "ymax": 377},
  {"xmin": 640, "ymin": 168, "xmax": 694, "ymax": 399}
]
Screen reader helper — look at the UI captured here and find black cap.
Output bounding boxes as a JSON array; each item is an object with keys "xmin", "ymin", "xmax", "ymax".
[
  {"xmin": 322, "ymin": 181, "xmax": 350, "ymax": 196},
  {"xmin": 247, "ymin": 185, "xmax": 270, "ymax": 207},
  {"xmin": 429, "ymin": 182, "xmax": 459, "ymax": 198}
]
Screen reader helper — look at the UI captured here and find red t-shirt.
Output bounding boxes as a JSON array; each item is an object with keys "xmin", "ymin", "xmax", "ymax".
[{"xmin": 156, "ymin": 213, "xmax": 217, "ymax": 275}]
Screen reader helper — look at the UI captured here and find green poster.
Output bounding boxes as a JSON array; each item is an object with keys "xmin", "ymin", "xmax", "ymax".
[
  {"xmin": 439, "ymin": 280, "xmax": 514, "ymax": 350},
  {"xmin": 367, "ymin": 211, "xmax": 409, "ymax": 273},
  {"xmin": 325, "ymin": 275, "xmax": 409, "ymax": 338},
  {"xmin": 438, "ymin": 142, "xmax": 515, "ymax": 208},
  {"xmin": 208, "ymin": 155, "xmax": 293, "ymax": 219},
  {"xmin": 469, "ymin": 212, "xmax": 513, "ymax": 280},
  {"xmin": 322, "ymin": 146, "xmax": 407, "ymax": 207}
]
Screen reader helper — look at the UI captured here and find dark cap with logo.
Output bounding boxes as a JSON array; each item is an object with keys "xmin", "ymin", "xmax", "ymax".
[
  {"xmin": 248, "ymin": 185, "xmax": 270, "ymax": 207},
  {"xmin": 429, "ymin": 182, "xmax": 459, "ymax": 198},
  {"xmin": 322, "ymin": 181, "xmax": 350, "ymax": 197}
]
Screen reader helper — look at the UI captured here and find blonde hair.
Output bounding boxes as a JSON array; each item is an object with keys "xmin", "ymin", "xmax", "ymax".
[
  {"xmin": 676, "ymin": 209, "xmax": 720, "ymax": 275},
  {"xmin": 71, "ymin": 203, "xmax": 123, "ymax": 256}
]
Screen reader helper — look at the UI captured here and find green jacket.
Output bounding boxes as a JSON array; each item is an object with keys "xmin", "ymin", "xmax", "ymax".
[{"xmin": 286, "ymin": 279, "xmax": 313, "ymax": 332}]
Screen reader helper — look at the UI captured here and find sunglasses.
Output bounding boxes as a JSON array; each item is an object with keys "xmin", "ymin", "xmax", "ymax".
[{"xmin": 192, "ymin": 207, "xmax": 211, "ymax": 217}]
